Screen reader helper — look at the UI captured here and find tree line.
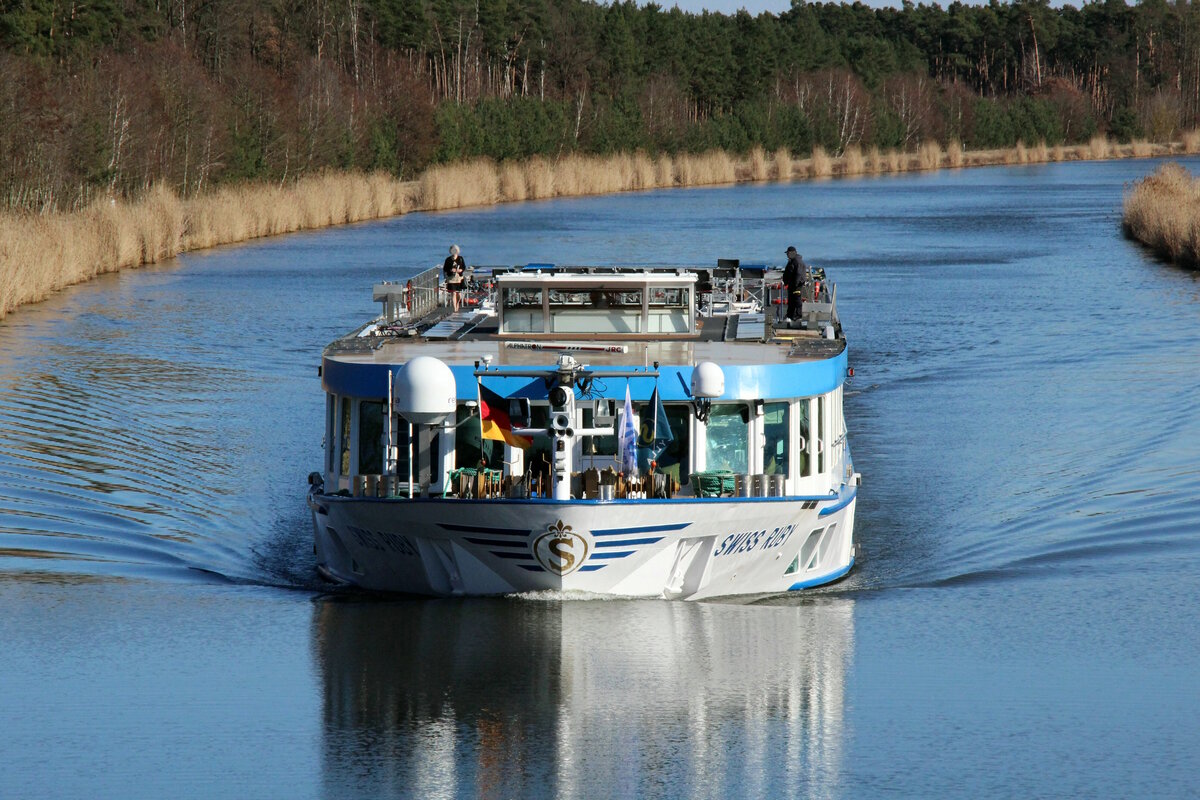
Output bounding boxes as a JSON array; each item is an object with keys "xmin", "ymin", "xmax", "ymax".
[{"xmin": 2, "ymin": 0, "xmax": 1198, "ymax": 211}]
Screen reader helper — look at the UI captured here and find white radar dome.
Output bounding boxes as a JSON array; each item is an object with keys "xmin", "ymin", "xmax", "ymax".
[
  {"xmin": 691, "ymin": 361, "xmax": 725, "ymax": 399},
  {"xmin": 394, "ymin": 356, "xmax": 456, "ymax": 425}
]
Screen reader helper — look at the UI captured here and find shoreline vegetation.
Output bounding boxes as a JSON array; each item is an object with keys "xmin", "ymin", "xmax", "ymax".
[
  {"xmin": 1123, "ymin": 162, "xmax": 1200, "ymax": 267},
  {"xmin": 2, "ymin": 135, "xmax": 1196, "ymax": 320}
]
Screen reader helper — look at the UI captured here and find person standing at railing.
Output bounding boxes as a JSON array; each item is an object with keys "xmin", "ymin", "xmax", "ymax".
[
  {"xmin": 443, "ymin": 244, "xmax": 466, "ymax": 311},
  {"xmin": 782, "ymin": 246, "xmax": 810, "ymax": 321}
]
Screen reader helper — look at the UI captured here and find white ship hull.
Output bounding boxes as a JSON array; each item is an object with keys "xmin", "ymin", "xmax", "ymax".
[{"xmin": 310, "ymin": 485, "xmax": 856, "ymax": 600}]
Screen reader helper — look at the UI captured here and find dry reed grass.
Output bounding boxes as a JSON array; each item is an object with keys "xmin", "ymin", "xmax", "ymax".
[
  {"xmin": 674, "ymin": 151, "xmax": 736, "ymax": 187},
  {"xmin": 841, "ymin": 145, "xmax": 865, "ymax": 176},
  {"xmin": 524, "ymin": 156, "xmax": 555, "ymax": 199},
  {"xmin": 8, "ymin": 133, "xmax": 1200, "ymax": 320},
  {"xmin": 419, "ymin": 159, "xmax": 500, "ymax": 210},
  {"xmin": 1131, "ymin": 139, "xmax": 1153, "ymax": 158},
  {"xmin": 918, "ymin": 141, "xmax": 943, "ymax": 171},
  {"xmin": 947, "ymin": 140, "xmax": 964, "ymax": 168},
  {"xmin": 773, "ymin": 148, "xmax": 793, "ymax": 181},
  {"xmin": 807, "ymin": 146, "xmax": 833, "ymax": 179},
  {"xmin": 748, "ymin": 147, "xmax": 769, "ymax": 182},
  {"xmin": 1122, "ymin": 162, "xmax": 1200, "ymax": 265},
  {"xmin": 499, "ymin": 162, "xmax": 528, "ymax": 202},
  {"xmin": 866, "ymin": 147, "xmax": 884, "ymax": 174},
  {"xmin": 1089, "ymin": 135, "xmax": 1112, "ymax": 160},
  {"xmin": 655, "ymin": 155, "xmax": 676, "ymax": 188}
]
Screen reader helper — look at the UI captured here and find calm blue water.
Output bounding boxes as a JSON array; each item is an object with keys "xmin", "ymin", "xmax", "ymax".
[{"xmin": 3, "ymin": 160, "xmax": 1200, "ymax": 797}]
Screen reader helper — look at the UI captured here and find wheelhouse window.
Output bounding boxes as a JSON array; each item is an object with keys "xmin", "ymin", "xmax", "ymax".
[
  {"xmin": 549, "ymin": 288, "xmax": 642, "ymax": 334},
  {"xmin": 502, "ymin": 288, "xmax": 544, "ymax": 333},
  {"xmin": 705, "ymin": 403, "xmax": 749, "ymax": 474},
  {"xmin": 647, "ymin": 286, "xmax": 691, "ymax": 333},
  {"xmin": 763, "ymin": 402, "xmax": 789, "ymax": 477}
]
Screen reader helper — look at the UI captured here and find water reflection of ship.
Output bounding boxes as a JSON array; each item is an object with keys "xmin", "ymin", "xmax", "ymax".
[{"xmin": 315, "ymin": 597, "xmax": 854, "ymax": 798}]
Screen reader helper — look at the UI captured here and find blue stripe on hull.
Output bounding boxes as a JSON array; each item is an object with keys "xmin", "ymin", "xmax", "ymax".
[
  {"xmin": 786, "ymin": 556, "xmax": 855, "ymax": 591},
  {"xmin": 437, "ymin": 523, "xmax": 530, "ymax": 536},
  {"xmin": 592, "ymin": 523, "xmax": 692, "ymax": 536},
  {"xmin": 817, "ymin": 487, "xmax": 857, "ymax": 517}
]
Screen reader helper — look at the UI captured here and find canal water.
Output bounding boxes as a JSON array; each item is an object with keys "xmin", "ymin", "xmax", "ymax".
[{"xmin": 3, "ymin": 160, "xmax": 1199, "ymax": 798}]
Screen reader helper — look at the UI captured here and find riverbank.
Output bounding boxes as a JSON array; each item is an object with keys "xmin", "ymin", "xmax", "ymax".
[
  {"xmin": 1, "ymin": 135, "xmax": 1195, "ymax": 320},
  {"xmin": 1122, "ymin": 162, "xmax": 1200, "ymax": 266}
]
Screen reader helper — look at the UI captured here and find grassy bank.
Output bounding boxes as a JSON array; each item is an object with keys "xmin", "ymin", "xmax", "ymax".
[
  {"xmin": 3, "ymin": 136, "xmax": 1197, "ymax": 320},
  {"xmin": 1122, "ymin": 162, "xmax": 1200, "ymax": 266}
]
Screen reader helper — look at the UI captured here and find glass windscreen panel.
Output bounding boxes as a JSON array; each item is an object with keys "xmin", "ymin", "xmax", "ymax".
[
  {"xmin": 549, "ymin": 288, "xmax": 642, "ymax": 334},
  {"xmin": 647, "ymin": 286, "xmax": 691, "ymax": 333},
  {"xmin": 705, "ymin": 403, "xmax": 749, "ymax": 474},
  {"xmin": 502, "ymin": 287, "xmax": 544, "ymax": 333},
  {"xmin": 763, "ymin": 401, "xmax": 789, "ymax": 476}
]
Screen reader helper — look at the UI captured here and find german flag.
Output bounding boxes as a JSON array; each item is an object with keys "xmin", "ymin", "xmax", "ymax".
[{"xmin": 479, "ymin": 384, "xmax": 532, "ymax": 449}]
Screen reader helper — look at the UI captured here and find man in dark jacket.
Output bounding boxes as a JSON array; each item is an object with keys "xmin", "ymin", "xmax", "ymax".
[{"xmin": 782, "ymin": 246, "xmax": 809, "ymax": 320}]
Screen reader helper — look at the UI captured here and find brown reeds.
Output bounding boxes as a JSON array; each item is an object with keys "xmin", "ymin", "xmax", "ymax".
[
  {"xmin": 866, "ymin": 147, "xmax": 884, "ymax": 174},
  {"xmin": 918, "ymin": 141, "xmax": 943, "ymax": 171},
  {"xmin": 747, "ymin": 147, "xmax": 769, "ymax": 182},
  {"xmin": 1122, "ymin": 162, "xmax": 1200, "ymax": 266},
  {"xmin": 807, "ymin": 146, "xmax": 833, "ymax": 179},
  {"xmin": 841, "ymin": 145, "xmax": 866, "ymax": 177},
  {"xmin": 675, "ymin": 151, "xmax": 737, "ymax": 187},
  {"xmin": 499, "ymin": 162, "xmax": 528, "ymax": 202},
  {"xmin": 772, "ymin": 148, "xmax": 793, "ymax": 181},
  {"xmin": 947, "ymin": 140, "xmax": 965, "ymax": 168}
]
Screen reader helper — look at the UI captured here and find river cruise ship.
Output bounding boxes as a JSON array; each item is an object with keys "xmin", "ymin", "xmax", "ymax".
[{"xmin": 307, "ymin": 259, "xmax": 859, "ymax": 599}]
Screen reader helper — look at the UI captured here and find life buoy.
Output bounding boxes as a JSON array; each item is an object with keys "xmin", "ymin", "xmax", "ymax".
[{"xmin": 405, "ymin": 280, "xmax": 413, "ymax": 311}]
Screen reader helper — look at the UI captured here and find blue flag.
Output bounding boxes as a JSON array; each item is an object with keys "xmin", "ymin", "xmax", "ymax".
[
  {"xmin": 638, "ymin": 386, "xmax": 674, "ymax": 471},
  {"xmin": 619, "ymin": 384, "xmax": 638, "ymax": 476}
]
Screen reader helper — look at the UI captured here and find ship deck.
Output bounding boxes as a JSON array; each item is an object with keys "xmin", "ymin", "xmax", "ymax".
[{"xmin": 325, "ymin": 310, "xmax": 845, "ymax": 368}]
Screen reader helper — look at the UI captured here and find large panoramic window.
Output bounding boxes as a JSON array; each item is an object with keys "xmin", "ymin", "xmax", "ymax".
[
  {"xmin": 763, "ymin": 402, "xmax": 789, "ymax": 477},
  {"xmin": 705, "ymin": 403, "xmax": 748, "ymax": 474}
]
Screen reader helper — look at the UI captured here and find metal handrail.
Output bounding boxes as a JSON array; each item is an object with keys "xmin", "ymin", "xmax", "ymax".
[{"xmin": 407, "ymin": 266, "xmax": 441, "ymax": 320}]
